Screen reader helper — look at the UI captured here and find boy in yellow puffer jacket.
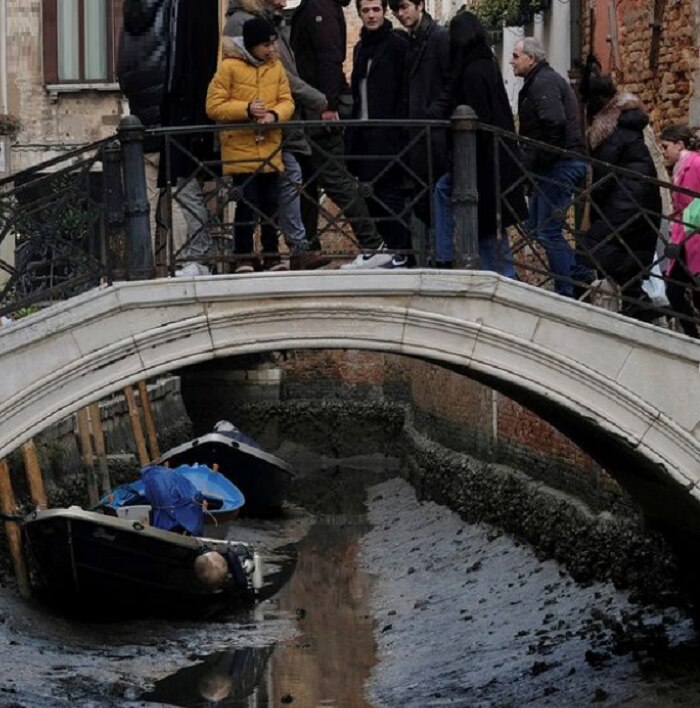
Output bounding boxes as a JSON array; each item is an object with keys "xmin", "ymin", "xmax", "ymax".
[{"xmin": 206, "ymin": 18, "xmax": 294, "ymax": 272}]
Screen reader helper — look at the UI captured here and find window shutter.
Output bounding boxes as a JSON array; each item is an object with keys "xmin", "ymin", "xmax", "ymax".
[{"xmin": 42, "ymin": 0, "xmax": 58, "ymax": 84}]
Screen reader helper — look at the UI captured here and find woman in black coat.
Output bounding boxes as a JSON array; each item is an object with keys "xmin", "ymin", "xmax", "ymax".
[
  {"xmin": 430, "ymin": 11, "xmax": 526, "ymax": 272},
  {"xmin": 578, "ymin": 68, "xmax": 661, "ymax": 320}
]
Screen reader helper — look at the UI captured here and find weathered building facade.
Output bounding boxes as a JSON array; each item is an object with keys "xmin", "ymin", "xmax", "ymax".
[
  {"xmin": 4, "ymin": 0, "xmax": 124, "ymax": 173},
  {"xmin": 585, "ymin": 0, "xmax": 699, "ymax": 130}
]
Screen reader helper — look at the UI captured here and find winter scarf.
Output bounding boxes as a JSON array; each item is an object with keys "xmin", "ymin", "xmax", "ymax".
[{"xmin": 355, "ymin": 19, "xmax": 393, "ymax": 78}]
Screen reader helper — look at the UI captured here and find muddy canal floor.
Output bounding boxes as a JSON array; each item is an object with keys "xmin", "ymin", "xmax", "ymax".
[{"xmin": 1, "ymin": 466, "xmax": 700, "ymax": 706}]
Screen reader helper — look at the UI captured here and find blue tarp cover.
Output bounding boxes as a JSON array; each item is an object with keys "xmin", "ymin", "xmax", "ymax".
[
  {"xmin": 142, "ymin": 466, "xmax": 205, "ymax": 535},
  {"xmin": 100, "ymin": 465, "xmax": 245, "ymax": 532}
]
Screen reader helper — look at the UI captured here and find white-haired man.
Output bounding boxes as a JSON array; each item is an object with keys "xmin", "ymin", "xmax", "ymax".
[{"xmin": 511, "ymin": 37, "xmax": 587, "ymax": 297}]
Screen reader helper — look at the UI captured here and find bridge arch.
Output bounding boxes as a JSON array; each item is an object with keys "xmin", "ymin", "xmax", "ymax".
[{"xmin": 3, "ymin": 270, "xmax": 700, "ymax": 534}]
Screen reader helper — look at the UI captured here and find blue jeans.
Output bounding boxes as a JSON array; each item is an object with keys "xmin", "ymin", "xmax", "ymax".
[
  {"xmin": 279, "ymin": 151, "xmax": 306, "ymax": 251},
  {"xmin": 433, "ymin": 172, "xmax": 517, "ymax": 277},
  {"xmin": 527, "ymin": 160, "xmax": 587, "ymax": 296}
]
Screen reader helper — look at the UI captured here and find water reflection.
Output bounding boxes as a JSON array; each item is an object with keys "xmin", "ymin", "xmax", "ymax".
[
  {"xmin": 142, "ymin": 647, "xmax": 273, "ymax": 706},
  {"xmin": 143, "ymin": 518, "xmax": 377, "ymax": 707},
  {"xmin": 270, "ymin": 520, "xmax": 377, "ymax": 707}
]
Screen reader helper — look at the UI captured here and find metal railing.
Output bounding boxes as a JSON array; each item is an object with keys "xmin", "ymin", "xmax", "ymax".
[{"xmin": 0, "ymin": 107, "xmax": 699, "ymax": 337}]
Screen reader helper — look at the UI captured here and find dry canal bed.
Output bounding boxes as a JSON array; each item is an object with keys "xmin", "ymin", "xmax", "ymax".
[{"xmin": 0, "ymin": 468, "xmax": 699, "ymax": 706}]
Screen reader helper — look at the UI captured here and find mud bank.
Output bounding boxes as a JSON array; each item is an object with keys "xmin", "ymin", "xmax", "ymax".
[
  {"xmin": 229, "ymin": 401, "xmax": 684, "ymax": 604},
  {"xmin": 362, "ymin": 478, "xmax": 700, "ymax": 707}
]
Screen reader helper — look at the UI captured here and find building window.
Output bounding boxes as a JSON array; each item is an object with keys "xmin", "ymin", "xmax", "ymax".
[{"xmin": 42, "ymin": 0, "xmax": 123, "ymax": 85}]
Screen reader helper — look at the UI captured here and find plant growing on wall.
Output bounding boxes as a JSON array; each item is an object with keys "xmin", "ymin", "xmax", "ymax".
[
  {"xmin": 472, "ymin": 0, "xmax": 551, "ymax": 28},
  {"xmin": 0, "ymin": 113, "xmax": 21, "ymax": 138}
]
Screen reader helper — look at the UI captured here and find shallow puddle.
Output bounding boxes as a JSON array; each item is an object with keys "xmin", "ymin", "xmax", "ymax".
[{"xmin": 143, "ymin": 517, "xmax": 377, "ymax": 707}]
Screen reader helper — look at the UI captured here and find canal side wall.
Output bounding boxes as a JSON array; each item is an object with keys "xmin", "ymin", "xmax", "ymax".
[
  {"xmin": 273, "ymin": 350, "xmax": 629, "ymax": 515},
  {"xmin": 181, "ymin": 350, "xmax": 638, "ymax": 518}
]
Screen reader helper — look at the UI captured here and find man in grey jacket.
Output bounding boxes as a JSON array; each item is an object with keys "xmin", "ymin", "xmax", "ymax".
[{"xmin": 224, "ymin": 0, "xmax": 331, "ymax": 270}]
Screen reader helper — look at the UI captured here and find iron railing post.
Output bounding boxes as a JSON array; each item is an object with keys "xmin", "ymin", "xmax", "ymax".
[
  {"xmin": 102, "ymin": 140, "xmax": 125, "ymax": 283},
  {"xmin": 117, "ymin": 115, "xmax": 153, "ymax": 280},
  {"xmin": 451, "ymin": 105, "xmax": 480, "ymax": 269}
]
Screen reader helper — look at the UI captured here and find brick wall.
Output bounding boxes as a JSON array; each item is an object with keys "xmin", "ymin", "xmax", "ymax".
[
  {"xmin": 584, "ymin": 0, "xmax": 700, "ymax": 130},
  {"xmin": 279, "ymin": 348, "xmax": 602, "ymax": 487}
]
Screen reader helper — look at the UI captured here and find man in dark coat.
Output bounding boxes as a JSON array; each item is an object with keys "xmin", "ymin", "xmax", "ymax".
[
  {"xmin": 118, "ymin": 0, "xmax": 169, "ymax": 134},
  {"xmin": 345, "ymin": 0, "xmax": 410, "ymax": 268},
  {"xmin": 390, "ymin": 0, "xmax": 449, "ymax": 227},
  {"xmin": 118, "ymin": 0, "xmax": 220, "ymax": 276},
  {"xmin": 291, "ymin": 0, "xmax": 382, "ymax": 262},
  {"xmin": 511, "ymin": 36, "xmax": 587, "ymax": 296}
]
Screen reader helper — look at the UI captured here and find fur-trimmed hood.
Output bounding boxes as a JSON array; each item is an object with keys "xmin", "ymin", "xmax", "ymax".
[
  {"xmin": 587, "ymin": 92, "xmax": 649, "ymax": 150},
  {"xmin": 227, "ymin": 0, "xmax": 265, "ymax": 16},
  {"xmin": 221, "ymin": 35, "xmax": 264, "ymax": 66}
]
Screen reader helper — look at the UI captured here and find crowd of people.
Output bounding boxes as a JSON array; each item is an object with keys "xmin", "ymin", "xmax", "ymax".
[{"xmin": 118, "ymin": 0, "xmax": 700, "ymax": 335}]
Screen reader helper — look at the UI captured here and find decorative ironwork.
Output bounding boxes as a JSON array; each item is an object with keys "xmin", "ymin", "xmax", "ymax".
[{"xmin": 1, "ymin": 114, "xmax": 699, "ymax": 337}]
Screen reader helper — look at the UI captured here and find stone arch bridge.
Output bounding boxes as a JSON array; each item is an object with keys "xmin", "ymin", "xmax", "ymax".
[{"xmin": 2, "ymin": 270, "xmax": 700, "ymax": 538}]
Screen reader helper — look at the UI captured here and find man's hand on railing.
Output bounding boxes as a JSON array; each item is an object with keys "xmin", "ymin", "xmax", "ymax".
[{"xmin": 321, "ymin": 110, "xmax": 340, "ymax": 122}]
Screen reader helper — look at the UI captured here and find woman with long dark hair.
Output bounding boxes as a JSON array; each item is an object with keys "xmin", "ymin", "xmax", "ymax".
[{"xmin": 430, "ymin": 10, "xmax": 525, "ymax": 273}]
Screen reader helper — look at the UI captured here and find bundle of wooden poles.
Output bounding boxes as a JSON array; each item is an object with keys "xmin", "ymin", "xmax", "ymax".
[{"xmin": 0, "ymin": 380, "xmax": 161, "ymax": 598}]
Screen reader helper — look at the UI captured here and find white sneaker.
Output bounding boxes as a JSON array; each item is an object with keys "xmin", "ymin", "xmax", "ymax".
[
  {"xmin": 381, "ymin": 254, "xmax": 409, "ymax": 269},
  {"xmin": 175, "ymin": 262, "xmax": 210, "ymax": 277},
  {"xmin": 340, "ymin": 246, "xmax": 393, "ymax": 270}
]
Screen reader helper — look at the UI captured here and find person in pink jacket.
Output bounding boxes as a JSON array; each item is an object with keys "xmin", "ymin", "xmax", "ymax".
[{"xmin": 660, "ymin": 124, "xmax": 700, "ymax": 337}]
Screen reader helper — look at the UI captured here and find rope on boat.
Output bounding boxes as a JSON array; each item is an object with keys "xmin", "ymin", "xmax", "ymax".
[{"xmin": 0, "ymin": 512, "xmax": 24, "ymax": 522}]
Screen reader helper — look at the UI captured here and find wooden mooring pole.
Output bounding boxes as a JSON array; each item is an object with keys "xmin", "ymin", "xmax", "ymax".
[
  {"xmin": 21, "ymin": 441, "xmax": 47, "ymax": 510},
  {"xmin": 137, "ymin": 380, "xmax": 160, "ymax": 460},
  {"xmin": 89, "ymin": 403, "xmax": 111, "ymax": 495},
  {"xmin": 0, "ymin": 460, "xmax": 31, "ymax": 598},
  {"xmin": 76, "ymin": 408, "xmax": 99, "ymax": 505},
  {"xmin": 124, "ymin": 385, "xmax": 150, "ymax": 466}
]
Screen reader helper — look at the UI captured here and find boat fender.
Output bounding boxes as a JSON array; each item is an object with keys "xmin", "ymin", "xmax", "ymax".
[{"xmin": 252, "ymin": 552, "xmax": 264, "ymax": 590}]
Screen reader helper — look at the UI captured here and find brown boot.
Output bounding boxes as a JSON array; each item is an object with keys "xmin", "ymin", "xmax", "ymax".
[{"xmin": 290, "ymin": 251, "xmax": 332, "ymax": 271}]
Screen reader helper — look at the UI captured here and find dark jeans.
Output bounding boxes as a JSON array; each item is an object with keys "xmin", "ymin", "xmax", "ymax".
[
  {"xmin": 299, "ymin": 129, "xmax": 379, "ymax": 249},
  {"xmin": 367, "ymin": 173, "xmax": 410, "ymax": 253},
  {"xmin": 666, "ymin": 257, "xmax": 700, "ymax": 337},
  {"xmin": 232, "ymin": 172, "xmax": 279, "ymax": 255}
]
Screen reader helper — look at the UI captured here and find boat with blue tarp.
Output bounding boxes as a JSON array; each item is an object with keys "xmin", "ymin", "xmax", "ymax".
[
  {"xmin": 21, "ymin": 465, "xmax": 260, "ymax": 618},
  {"xmin": 154, "ymin": 421, "xmax": 295, "ymax": 516}
]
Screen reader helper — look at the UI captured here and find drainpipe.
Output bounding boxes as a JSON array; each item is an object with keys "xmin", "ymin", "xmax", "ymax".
[{"xmin": 0, "ymin": 0, "xmax": 6, "ymax": 114}]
